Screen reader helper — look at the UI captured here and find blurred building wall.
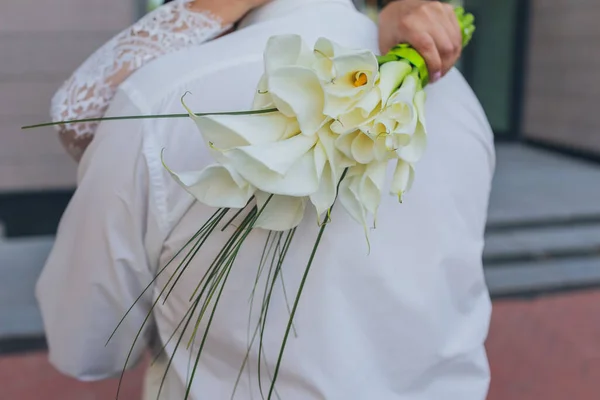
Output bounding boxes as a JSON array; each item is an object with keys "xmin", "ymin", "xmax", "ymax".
[
  {"xmin": 466, "ymin": 0, "xmax": 519, "ymax": 136},
  {"xmin": 4, "ymin": 0, "xmax": 597, "ymax": 191},
  {"xmin": 523, "ymin": 0, "xmax": 600, "ymax": 155},
  {"xmin": 0, "ymin": 0, "xmax": 137, "ymax": 192}
]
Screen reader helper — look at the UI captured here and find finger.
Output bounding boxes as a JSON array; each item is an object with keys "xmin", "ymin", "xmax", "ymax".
[
  {"xmin": 378, "ymin": 4, "xmax": 402, "ymax": 54},
  {"xmin": 379, "ymin": 37, "xmax": 393, "ymax": 55},
  {"xmin": 442, "ymin": 3, "xmax": 463, "ymax": 66},
  {"xmin": 378, "ymin": 29, "xmax": 396, "ymax": 55},
  {"xmin": 426, "ymin": 20, "xmax": 456, "ymax": 77},
  {"xmin": 405, "ymin": 31, "xmax": 442, "ymax": 83},
  {"xmin": 425, "ymin": 3, "xmax": 461, "ymax": 76}
]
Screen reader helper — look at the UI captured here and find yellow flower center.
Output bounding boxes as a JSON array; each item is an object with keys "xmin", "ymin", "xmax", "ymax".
[{"xmin": 353, "ymin": 72, "xmax": 368, "ymax": 87}]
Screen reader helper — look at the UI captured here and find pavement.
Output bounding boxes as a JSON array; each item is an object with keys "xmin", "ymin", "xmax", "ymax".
[
  {"xmin": 2, "ymin": 143, "xmax": 600, "ymax": 398},
  {"xmin": 484, "ymin": 144, "xmax": 600, "ymax": 297},
  {"xmin": 487, "ymin": 290, "xmax": 600, "ymax": 400},
  {"xmin": 3, "ymin": 289, "xmax": 600, "ymax": 399}
]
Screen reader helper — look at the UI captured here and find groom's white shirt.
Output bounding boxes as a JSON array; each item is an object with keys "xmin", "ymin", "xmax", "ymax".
[{"xmin": 37, "ymin": 0, "xmax": 495, "ymax": 399}]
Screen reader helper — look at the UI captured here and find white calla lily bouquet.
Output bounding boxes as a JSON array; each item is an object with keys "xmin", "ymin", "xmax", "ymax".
[
  {"xmin": 25, "ymin": 7, "xmax": 475, "ymax": 399},
  {"xmin": 168, "ymin": 34, "xmax": 423, "ymax": 238}
]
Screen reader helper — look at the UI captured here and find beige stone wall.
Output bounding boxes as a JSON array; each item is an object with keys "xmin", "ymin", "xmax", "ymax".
[
  {"xmin": 523, "ymin": 0, "xmax": 600, "ymax": 153},
  {"xmin": 0, "ymin": 0, "xmax": 137, "ymax": 191}
]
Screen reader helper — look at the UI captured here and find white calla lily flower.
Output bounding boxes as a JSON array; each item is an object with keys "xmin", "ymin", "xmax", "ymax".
[
  {"xmin": 254, "ymin": 192, "xmax": 307, "ymax": 231},
  {"xmin": 314, "ymin": 37, "xmax": 379, "ymax": 119},
  {"xmin": 226, "ymin": 134, "xmax": 316, "ymax": 176},
  {"xmin": 164, "ymin": 161, "xmax": 254, "ymax": 209},
  {"xmin": 350, "ymin": 132, "xmax": 375, "ymax": 165},
  {"xmin": 367, "ymin": 116, "xmax": 396, "ymax": 140},
  {"xmin": 378, "ymin": 61, "xmax": 412, "ymax": 106},
  {"xmin": 390, "ymin": 159, "xmax": 415, "ymax": 202},
  {"xmin": 397, "ymin": 90, "xmax": 428, "ymax": 163},
  {"xmin": 324, "ymin": 53, "xmax": 379, "ymax": 98},
  {"xmin": 222, "ymin": 134, "xmax": 320, "ymax": 197},
  {"xmin": 253, "ymin": 75, "xmax": 274, "ymax": 110},
  {"xmin": 414, "ymin": 85, "xmax": 427, "ymax": 129},
  {"xmin": 310, "ymin": 159, "xmax": 337, "ymax": 218},
  {"xmin": 193, "ymin": 112, "xmax": 294, "ymax": 150},
  {"xmin": 313, "ymin": 37, "xmax": 359, "ymax": 81},
  {"xmin": 309, "ymin": 125, "xmax": 348, "ymax": 216},
  {"xmin": 358, "ymin": 160, "xmax": 387, "ymax": 217},
  {"xmin": 317, "ymin": 124, "xmax": 354, "ymax": 173},
  {"xmin": 335, "ymin": 130, "xmax": 359, "ymax": 161},
  {"xmin": 264, "ymin": 34, "xmax": 315, "ymax": 73},
  {"xmin": 384, "ymin": 132, "xmax": 411, "ymax": 152},
  {"xmin": 372, "ymin": 135, "xmax": 391, "ymax": 162},
  {"xmin": 396, "ymin": 121, "xmax": 427, "ymax": 163},
  {"xmin": 384, "ymin": 74, "xmax": 419, "ymax": 135},
  {"xmin": 268, "ymin": 66, "xmax": 327, "ymax": 137},
  {"xmin": 339, "ymin": 166, "xmax": 368, "ymax": 228},
  {"xmin": 331, "ymin": 88, "xmax": 381, "ymax": 135}
]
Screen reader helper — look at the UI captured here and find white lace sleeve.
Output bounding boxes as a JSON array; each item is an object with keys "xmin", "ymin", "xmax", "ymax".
[{"xmin": 51, "ymin": 0, "xmax": 230, "ymax": 160}]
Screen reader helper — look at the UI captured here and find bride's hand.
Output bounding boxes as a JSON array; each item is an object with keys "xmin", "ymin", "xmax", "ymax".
[
  {"xmin": 378, "ymin": 0, "xmax": 462, "ymax": 83},
  {"xmin": 188, "ymin": 0, "xmax": 272, "ymax": 26}
]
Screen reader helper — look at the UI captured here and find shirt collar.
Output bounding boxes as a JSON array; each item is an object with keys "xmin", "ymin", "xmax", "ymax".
[{"xmin": 239, "ymin": 0, "xmax": 355, "ymax": 28}]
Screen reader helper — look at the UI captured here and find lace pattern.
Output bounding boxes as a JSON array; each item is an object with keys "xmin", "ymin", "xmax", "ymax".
[{"xmin": 51, "ymin": 0, "xmax": 230, "ymax": 160}]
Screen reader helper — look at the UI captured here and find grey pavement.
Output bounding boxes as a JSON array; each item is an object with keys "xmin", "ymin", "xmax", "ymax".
[
  {"xmin": 483, "ymin": 144, "xmax": 600, "ymax": 297},
  {"xmin": 485, "ymin": 256, "xmax": 600, "ymax": 297},
  {"xmin": 2, "ymin": 143, "xmax": 600, "ymax": 339},
  {"xmin": 0, "ymin": 237, "xmax": 53, "ymax": 339},
  {"xmin": 488, "ymin": 144, "xmax": 600, "ymax": 227},
  {"xmin": 484, "ymin": 224, "xmax": 600, "ymax": 264}
]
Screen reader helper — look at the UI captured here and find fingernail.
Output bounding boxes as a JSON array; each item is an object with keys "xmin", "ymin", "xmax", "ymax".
[{"xmin": 431, "ymin": 71, "xmax": 442, "ymax": 83}]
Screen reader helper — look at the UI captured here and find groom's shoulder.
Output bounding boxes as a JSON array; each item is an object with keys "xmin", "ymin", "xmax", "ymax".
[
  {"xmin": 118, "ymin": 34, "xmax": 266, "ymax": 115},
  {"xmin": 120, "ymin": 5, "xmax": 378, "ymax": 112}
]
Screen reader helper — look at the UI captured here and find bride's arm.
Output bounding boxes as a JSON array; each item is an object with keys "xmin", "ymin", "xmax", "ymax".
[{"xmin": 51, "ymin": 0, "xmax": 251, "ymax": 161}]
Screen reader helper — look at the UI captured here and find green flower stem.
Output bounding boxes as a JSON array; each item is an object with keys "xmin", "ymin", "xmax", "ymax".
[
  {"xmin": 21, "ymin": 108, "xmax": 278, "ymax": 130},
  {"xmin": 183, "ymin": 196, "xmax": 273, "ymax": 400},
  {"xmin": 377, "ymin": 6, "xmax": 476, "ymax": 86},
  {"xmin": 267, "ymin": 216, "xmax": 328, "ymax": 400},
  {"xmin": 266, "ymin": 168, "xmax": 349, "ymax": 399}
]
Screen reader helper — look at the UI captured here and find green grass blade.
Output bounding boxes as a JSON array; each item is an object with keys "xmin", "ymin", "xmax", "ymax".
[
  {"xmin": 258, "ymin": 229, "xmax": 296, "ymax": 398},
  {"xmin": 150, "ymin": 297, "xmax": 197, "ymax": 366},
  {"xmin": 266, "ymin": 170, "xmax": 348, "ymax": 399},
  {"xmin": 106, "ymin": 209, "xmax": 222, "ymax": 347},
  {"xmin": 188, "ymin": 209, "xmax": 255, "ymax": 347},
  {"xmin": 156, "ymin": 296, "xmax": 202, "ymax": 400},
  {"xmin": 183, "ymin": 196, "xmax": 273, "ymax": 400},
  {"xmin": 110, "ymin": 209, "xmax": 226, "ymax": 399},
  {"xmin": 163, "ymin": 209, "xmax": 230, "ymax": 304},
  {"xmin": 184, "ymin": 251, "xmax": 237, "ymax": 400},
  {"xmin": 233, "ymin": 231, "xmax": 278, "ymax": 400},
  {"xmin": 188, "ymin": 207, "xmax": 257, "ymax": 302},
  {"xmin": 265, "ymin": 222, "xmax": 326, "ymax": 399},
  {"xmin": 256, "ymin": 232, "xmax": 284, "ymax": 399},
  {"xmin": 160, "ymin": 214, "xmax": 252, "ymax": 399},
  {"xmin": 21, "ymin": 108, "xmax": 278, "ymax": 130},
  {"xmin": 221, "ymin": 200, "xmax": 253, "ymax": 232},
  {"xmin": 276, "ymin": 230, "xmax": 298, "ymax": 338}
]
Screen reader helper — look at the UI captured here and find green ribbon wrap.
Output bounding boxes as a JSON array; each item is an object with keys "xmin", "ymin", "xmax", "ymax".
[{"xmin": 377, "ymin": 6, "xmax": 476, "ymax": 87}]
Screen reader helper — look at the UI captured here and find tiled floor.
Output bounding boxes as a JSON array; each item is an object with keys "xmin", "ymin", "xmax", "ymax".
[
  {"xmin": 487, "ymin": 290, "xmax": 600, "ymax": 400},
  {"xmin": 0, "ymin": 353, "xmax": 145, "ymax": 400},
  {"xmin": 2, "ymin": 290, "xmax": 600, "ymax": 400}
]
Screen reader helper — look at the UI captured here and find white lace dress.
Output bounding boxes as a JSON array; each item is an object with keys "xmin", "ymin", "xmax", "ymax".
[{"xmin": 51, "ymin": 0, "xmax": 230, "ymax": 161}]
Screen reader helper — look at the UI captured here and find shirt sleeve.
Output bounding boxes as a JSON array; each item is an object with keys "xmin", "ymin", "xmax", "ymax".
[
  {"xmin": 50, "ymin": 0, "xmax": 229, "ymax": 161},
  {"xmin": 36, "ymin": 93, "xmax": 157, "ymax": 381}
]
